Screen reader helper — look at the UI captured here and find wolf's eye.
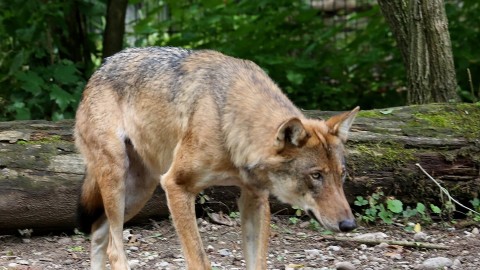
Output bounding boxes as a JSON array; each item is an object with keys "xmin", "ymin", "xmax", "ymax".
[{"xmin": 310, "ymin": 172, "xmax": 323, "ymax": 181}]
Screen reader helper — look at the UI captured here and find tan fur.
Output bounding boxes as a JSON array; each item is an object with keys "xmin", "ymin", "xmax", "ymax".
[{"xmin": 75, "ymin": 47, "xmax": 359, "ymax": 270}]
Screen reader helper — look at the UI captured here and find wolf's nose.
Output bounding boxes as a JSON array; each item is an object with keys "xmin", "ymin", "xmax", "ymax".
[{"xmin": 339, "ymin": 219, "xmax": 357, "ymax": 232}]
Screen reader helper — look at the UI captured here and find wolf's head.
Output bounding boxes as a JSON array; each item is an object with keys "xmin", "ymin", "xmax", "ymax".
[{"xmin": 256, "ymin": 107, "xmax": 359, "ymax": 232}]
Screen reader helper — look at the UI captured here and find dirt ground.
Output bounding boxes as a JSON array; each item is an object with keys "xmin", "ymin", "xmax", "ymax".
[{"xmin": 1, "ymin": 215, "xmax": 479, "ymax": 270}]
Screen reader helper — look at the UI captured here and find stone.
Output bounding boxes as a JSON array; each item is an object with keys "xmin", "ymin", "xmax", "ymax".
[
  {"xmin": 327, "ymin": 245, "xmax": 342, "ymax": 251},
  {"xmin": 304, "ymin": 249, "xmax": 321, "ymax": 259},
  {"xmin": 128, "ymin": 259, "xmax": 140, "ymax": 268},
  {"xmin": 353, "ymin": 232, "xmax": 388, "ymax": 240},
  {"xmin": 452, "ymin": 258, "xmax": 462, "ymax": 269},
  {"xmin": 335, "ymin": 261, "xmax": 356, "ymax": 270},
  {"xmin": 413, "ymin": 232, "xmax": 428, "ymax": 241},
  {"xmin": 420, "ymin": 257, "xmax": 453, "ymax": 269},
  {"xmin": 206, "ymin": 245, "xmax": 215, "ymax": 253},
  {"xmin": 218, "ymin": 249, "xmax": 232, "ymax": 257}
]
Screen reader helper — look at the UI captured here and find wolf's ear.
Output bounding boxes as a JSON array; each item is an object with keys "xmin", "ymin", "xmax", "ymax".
[
  {"xmin": 326, "ymin": 106, "xmax": 360, "ymax": 142},
  {"xmin": 275, "ymin": 118, "xmax": 308, "ymax": 151}
]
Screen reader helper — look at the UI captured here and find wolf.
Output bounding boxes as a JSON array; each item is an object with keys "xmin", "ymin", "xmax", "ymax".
[{"xmin": 75, "ymin": 47, "xmax": 359, "ymax": 270}]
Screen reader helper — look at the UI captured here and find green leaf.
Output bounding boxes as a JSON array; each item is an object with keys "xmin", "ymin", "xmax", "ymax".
[
  {"xmin": 286, "ymin": 70, "xmax": 304, "ymax": 85},
  {"xmin": 50, "ymin": 85, "xmax": 73, "ymax": 111},
  {"xmin": 354, "ymin": 196, "xmax": 368, "ymax": 206},
  {"xmin": 430, "ymin": 204, "xmax": 441, "ymax": 214},
  {"xmin": 379, "ymin": 108, "xmax": 393, "ymax": 115},
  {"xmin": 378, "ymin": 210, "xmax": 393, "ymax": 224},
  {"xmin": 387, "ymin": 199, "xmax": 403, "ymax": 213},
  {"xmin": 9, "ymin": 50, "xmax": 25, "ymax": 75},
  {"xmin": 416, "ymin": 202, "xmax": 426, "ymax": 214},
  {"xmin": 402, "ymin": 207, "xmax": 417, "ymax": 218},
  {"xmin": 15, "ymin": 71, "xmax": 44, "ymax": 94},
  {"xmin": 53, "ymin": 63, "xmax": 79, "ymax": 85}
]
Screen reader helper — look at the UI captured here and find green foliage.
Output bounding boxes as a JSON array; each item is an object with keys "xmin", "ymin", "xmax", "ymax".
[
  {"xmin": 133, "ymin": 0, "xmax": 406, "ymax": 111},
  {"xmin": 446, "ymin": 0, "xmax": 480, "ymax": 102},
  {"xmin": 68, "ymin": 246, "xmax": 85, "ymax": 252},
  {"xmin": 292, "ymin": 205, "xmax": 304, "ymax": 217},
  {"xmin": 229, "ymin": 211, "xmax": 240, "ymax": 219},
  {"xmin": 2, "ymin": 0, "xmax": 479, "ymax": 120},
  {"xmin": 198, "ymin": 192, "xmax": 211, "ymax": 204},
  {"xmin": 289, "ymin": 217, "xmax": 300, "ymax": 225},
  {"xmin": 0, "ymin": 0, "xmax": 104, "ymax": 120},
  {"xmin": 467, "ymin": 198, "xmax": 480, "ymax": 221},
  {"xmin": 354, "ymin": 191, "xmax": 444, "ymax": 225}
]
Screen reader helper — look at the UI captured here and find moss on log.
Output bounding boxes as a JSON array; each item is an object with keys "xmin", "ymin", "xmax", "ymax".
[{"xmin": 0, "ymin": 104, "xmax": 479, "ymax": 233}]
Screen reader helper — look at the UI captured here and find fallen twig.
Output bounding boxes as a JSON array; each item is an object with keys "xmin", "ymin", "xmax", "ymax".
[
  {"xmin": 416, "ymin": 163, "xmax": 480, "ymax": 215},
  {"xmin": 322, "ymin": 235, "xmax": 449, "ymax": 250}
]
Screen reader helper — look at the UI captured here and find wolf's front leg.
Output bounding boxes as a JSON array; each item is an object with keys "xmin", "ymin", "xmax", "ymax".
[
  {"xmin": 162, "ymin": 175, "xmax": 210, "ymax": 270},
  {"xmin": 238, "ymin": 188, "xmax": 270, "ymax": 270}
]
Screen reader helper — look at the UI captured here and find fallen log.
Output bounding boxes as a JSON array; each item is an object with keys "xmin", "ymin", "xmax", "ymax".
[{"xmin": 0, "ymin": 103, "xmax": 479, "ymax": 233}]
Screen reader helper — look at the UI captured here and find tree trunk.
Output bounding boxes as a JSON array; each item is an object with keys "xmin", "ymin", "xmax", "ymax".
[
  {"xmin": 0, "ymin": 104, "xmax": 479, "ymax": 233},
  {"xmin": 102, "ymin": 0, "xmax": 128, "ymax": 58},
  {"xmin": 377, "ymin": 0, "xmax": 459, "ymax": 104}
]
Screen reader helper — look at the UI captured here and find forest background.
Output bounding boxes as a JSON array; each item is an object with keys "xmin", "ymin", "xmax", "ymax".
[{"xmin": 0, "ymin": 0, "xmax": 479, "ymax": 121}]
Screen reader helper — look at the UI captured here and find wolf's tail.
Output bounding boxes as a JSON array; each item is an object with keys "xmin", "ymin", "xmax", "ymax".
[{"xmin": 76, "ymin": 172, "xmax": 104, "ymax": 234}]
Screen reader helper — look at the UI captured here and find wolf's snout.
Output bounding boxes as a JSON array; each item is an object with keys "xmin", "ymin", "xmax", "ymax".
[{"xmin": 338, "ymin": 219, "xmax": 357, "ymax": 232}]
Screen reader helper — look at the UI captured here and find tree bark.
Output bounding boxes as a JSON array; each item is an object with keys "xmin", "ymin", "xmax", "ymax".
[
  {"xmin": 0, "ymin": 104, "xmax": 479, "ymax": 233},
  {"xmin": 102, "ymin": 0, "xmax": 128, "ymax": 58},
  {"xmin": 377, "ymin": 0, "xmax": 459, "ymax": 104}
]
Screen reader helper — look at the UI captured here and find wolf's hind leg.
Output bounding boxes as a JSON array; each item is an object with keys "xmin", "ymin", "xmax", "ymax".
[
  {"xmin": 90, "ymin": 215, "xmax": 109, "ymax": 270},
  {"xmin": 86, "ymin": 133, "xmax": 129, "ymax": 270},
  {"xmin": 123, "ymin": 139, "xmax": 158, "ymax": 222}
]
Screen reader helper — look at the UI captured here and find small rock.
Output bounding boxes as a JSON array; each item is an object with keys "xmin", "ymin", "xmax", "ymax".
[
  {"xmin": 128, "ymin": 246, "xmax": 139, "ymax": 251},
  {"xmin": 197, "ymin": 218, "xmax": 209, "ymax": 226},
  {"xmin": 128, "ymin": 259, "xmax": 140, "ymax": 268},
  {"xmin": 156, "ymin": 261, "xmax": 170, "ymax": 267},
  {"xmin": 472, "ymin": 227, "xmax": 479, "ymax": 235},
  {"xmin": 413, "ymin": 232, "xmax": 428, "ymax": 241},
  {"xmin": 359, "ymin": 244, "xmax": 368, "ymax": 250},
  {"xmin": 206, "ymin": 245, "xmax": 215, "ymax": 253},
  {"xmin": 299, "ymin": 221, "xmax": 310, "ymax": 228},
  {"xmin": 327, "ymin": 245, "xmax": 341, "ymax": 252},
  {"xmin": 296, "ymin": 232, "xmax": 307, "ymax": 237},
  {"xmin": 8, "ymin": 263, "xmax": 18, "ymax": 268},
  {"xmin": 218, "ymin": 248, "xmax": 232, "ymax": 257},
  {"xmin": 391, "ymin": 254, "xmax": 403, "ymax": 260},
  {"xmin": 375, "ymin": 242, "xmax": 389, "ymax": 249},
  {"xmin": 358, "ymin": 255, "xmax": 368, "ymax": 260},
  {"xmin": 123, "ymin": 229, "xmax": 133, "ymax": 241},
  {"xmin": 17, "ymin": 260, "xmax": 29, "ymax": 265},
  {"xmin": 304, "ymin": 249, "xmax": 321, "ymax": 259},
  {"xmin": 452, "ymin": 258, "xmax": 462, "ymax": 269},
  {"xmin": 63, "ymin": 259, "xmax": 74, "ymax": 265},
  {"xmin": 335, "ymin": 261, "xmax": 356, "ymax": 270},
  {"xmin": 353, "ymin": 232, "xmax": 388, "ymax": 240},
  {"xmin": 420, "ymin": 257, "xmax": 453, "ymax": 269},
  {"xmin": 371, "ymin": 257, "xmax": 387, "ymax": 263},
  {"xmin": 57, "ymin": 237, "xmax": 72, "ymax": 244}
]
